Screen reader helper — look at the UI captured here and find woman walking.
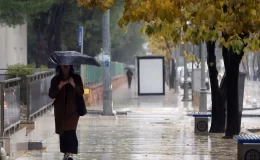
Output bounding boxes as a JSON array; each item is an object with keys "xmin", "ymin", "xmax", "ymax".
[{"xmin": 49, "ymin": 65, "xmax": 84, "ymax": 160}]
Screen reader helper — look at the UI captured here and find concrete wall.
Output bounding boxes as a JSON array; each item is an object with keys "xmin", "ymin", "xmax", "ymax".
[
  {"xmin": 0, "ymin": 24, "xmax": 27, "ymax": 73},
  {"xmin": 83, "ymin": 76, "xmax": 127, "ymax": 104}
]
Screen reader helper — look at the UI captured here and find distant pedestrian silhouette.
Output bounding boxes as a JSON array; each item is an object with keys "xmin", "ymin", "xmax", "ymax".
[{"xmin": 126, "ymin": 69, "xmax": 133, "ymax": 88}]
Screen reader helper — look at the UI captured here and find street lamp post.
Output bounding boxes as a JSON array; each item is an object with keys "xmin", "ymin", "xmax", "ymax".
[
  {"xmin": 102, "ymin": 10, "xmax": 115, "ymax": 115},
  {"xmin": 174, "ymin": 47, "xmax": 180, "ymax": 93},
  {"xmin": 191, "ymin": 45, "xmax": 194, "ymax": 101},
  {"xmin": 199, "ymin": 42, "xmax": 207, "ymax": 111},
  {"xmin": 78, "ymin": 26, "xmax": 84, "ymax": 80},
  {"xmin": 182, "ymin": 43, "xmax": 190, "ymax": 101}
]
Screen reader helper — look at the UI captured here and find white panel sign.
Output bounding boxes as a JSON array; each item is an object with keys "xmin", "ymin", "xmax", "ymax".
[{"xmin": 138, "ymin": 57, "xmax": 164, "ymax": 95}]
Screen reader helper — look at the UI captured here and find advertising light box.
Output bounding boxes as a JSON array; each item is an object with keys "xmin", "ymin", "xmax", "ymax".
[{"xmin": 137, "ymin": 56, "xmax": 165, "ymax": 95}]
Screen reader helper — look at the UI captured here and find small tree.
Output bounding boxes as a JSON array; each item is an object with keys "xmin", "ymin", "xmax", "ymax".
[{"xmin": 147, "ymin": 36, "xmax": 176, "ymax": 88}]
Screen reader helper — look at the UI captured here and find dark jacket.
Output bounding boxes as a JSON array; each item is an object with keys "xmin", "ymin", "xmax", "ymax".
[
  {"xmin": 127, "ymin": 70, "xmax": 133, "ymax": 78},
  {"xmin": 49, "ymin": 73, "xmax": 84, "ymax": 135}
]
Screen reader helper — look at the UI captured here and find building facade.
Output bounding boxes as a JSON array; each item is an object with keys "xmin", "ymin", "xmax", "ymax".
[{"xmin": 0, "ymin": 24, "xmax": 27, "ymax": 73}]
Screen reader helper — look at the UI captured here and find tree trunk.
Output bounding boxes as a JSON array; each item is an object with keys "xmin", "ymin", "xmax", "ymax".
[
  {"xmin": 257, "ymin": 55, "xmax": 260, "ymax": 80},
  {"xmin": 164, "ymin": 39, "xmax": 175, "ymax": 89},
  {"xmin": 166, "ymin": 62, "xmax": 171, "ymax": 88},
  {"xmin": 33, "ymin": 3, "xmax": 67, "ymax": 68},
  {"xmin": 206, "ymin": 41, "xmax": 225, "ymax": 133},
  {"xmin": 241, "ymin": 61, "xmax": 248, "ymax": 76},
  {"xmin": 222, "ymin": 46, "xmax": 244, "ymax": 138},
  {"xmin": 253, "ymin": 54, "xmax": 257, "ymax": 80},
  {"xmin": 170, "ymin": 59, "xmax": 176, "ymax": 89},
  {"xmin": 246, "ymin": 54, "xmax": 250, "ymax": 80},
  {"xmin": 47, "ymin": 3, "xmax": 66, "ymax": 67},
  {"xmin": 33, "ymin": 13, "xmax": 49, "ymax": 67}
]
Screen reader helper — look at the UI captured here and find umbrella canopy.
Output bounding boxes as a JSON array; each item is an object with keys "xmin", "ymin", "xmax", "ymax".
[
  {"xmin": 124, "ymin": 65, "xmax": 135, "ymax": 70},
  {"xmin": 49, "ymin": 51, "xmax": 101, "ymax": 67}
]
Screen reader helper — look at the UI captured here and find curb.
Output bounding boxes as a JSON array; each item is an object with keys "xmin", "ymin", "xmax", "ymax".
[
  {"xmin": 186, "ymin": 112, "xmax": 260, "ymax": 118},
  {"xmin": 247, "ymin": 128, "xmax": 260, "ymax": 132},
  {"xmin": 28, "ymin": 141, "xmax": 43, "ymax": 150},
  {"xmin": 88, "ymin": 110, "xmax": 128, "ymax": 115}
]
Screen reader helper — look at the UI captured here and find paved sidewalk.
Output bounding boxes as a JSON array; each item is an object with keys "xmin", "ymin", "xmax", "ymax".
[
  {"xmin": 16, "ymin": 109, "xmax": 239, "ymax": 160},
  {"xmin": 13, "ymin": 83, "xmax": 260, "ymax": 160},
  {"xmin": 88, "ymin": 83, "xmax": 194, "ymax": 112}
]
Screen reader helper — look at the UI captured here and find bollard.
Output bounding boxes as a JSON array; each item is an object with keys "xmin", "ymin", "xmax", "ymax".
[
  {"xmin": 193, "ymin": 113, "xmax": 211, "ymax": 134},
  {"xmin": 0, "ymin": 142, "xmax": 7, "ymax": 160}
]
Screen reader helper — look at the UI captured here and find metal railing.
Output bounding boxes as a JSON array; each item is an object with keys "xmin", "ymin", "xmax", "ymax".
[
  {"xmin": 0, "ymin": 68, "xmax": 55, "ymax": 132},
  {"xmin": 24, "ymin": 70, "xmax": 55, "ymax": 121},
  {"xmin": 111, "ymin": 62, "xmax": 125, "ymax": 77},
  {"xmin": 0, "ymin": 63, "xmax": 127, "ymax": 135},
  {"xmin": 0, "ymin": 78, "xmax": 21, "ymax": 136},
  {"xmin": 81, "ymin": 62, "xmax": 126, "ymax": 85}
]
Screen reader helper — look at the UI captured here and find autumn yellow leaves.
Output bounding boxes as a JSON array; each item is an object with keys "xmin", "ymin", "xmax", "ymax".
[
  {"xmin": 77, "ymin": 0, "xmax": 115, "ymax": 12},
  {"xmin": 147, "ymin": 36, "xmax": 173, "ymax": 63},
  {"xmin": 77, "ymin": 0, "xmax": 260, "ymax": 54},
  {"xmin": 118, "ymin": 0, "xmax": 182, "ymax": 27}
]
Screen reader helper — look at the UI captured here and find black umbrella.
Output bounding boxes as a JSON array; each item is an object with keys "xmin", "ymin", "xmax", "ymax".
[{"xmin": 49, "ymin": 51, "xmax": 101, "ymax": 67}]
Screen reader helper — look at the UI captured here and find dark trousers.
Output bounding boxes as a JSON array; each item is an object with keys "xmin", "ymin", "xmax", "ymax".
[
  {"xmin": 59, "ymin": 130, "xmax": 78, "ymax": 154},
  {"xmin": 127, "ymin": 77, "xmax": 132, "ymax": 88}
]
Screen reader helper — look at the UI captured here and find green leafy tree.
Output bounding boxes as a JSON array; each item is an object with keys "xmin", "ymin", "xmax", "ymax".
[
  {"xmin": 1, "ymin": 0, "xmax": 145, "ymax": 68},
  {"xmin": 0, "ymin": 0, "xmax": 53, "ymax": 25}
]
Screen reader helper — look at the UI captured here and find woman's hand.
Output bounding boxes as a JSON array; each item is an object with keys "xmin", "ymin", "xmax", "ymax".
[
  {"xmin": 69, "ymin": 77, "xmax": 75, "ymax": 88},
  {"xmin": 58, "ymin": 80, "xmax": 68, "ymax": 89}
]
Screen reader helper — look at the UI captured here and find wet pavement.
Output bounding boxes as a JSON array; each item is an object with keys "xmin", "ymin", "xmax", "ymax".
[
  {"xmin": 15, "ymin": 110, "xmax": 239, "ymax": 160},
  {"xmin": 14, "ymin": 81, "xmax": 260, "ymax": 160}
]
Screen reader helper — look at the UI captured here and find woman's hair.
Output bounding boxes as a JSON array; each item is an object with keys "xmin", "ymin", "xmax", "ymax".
[
  {"xmin": 55, "ymin": 66, "xmax": 61, "ymax": 74},
  {"xmin": 56, "ymin": 65, "xmax": 75, "ymax": 75}
]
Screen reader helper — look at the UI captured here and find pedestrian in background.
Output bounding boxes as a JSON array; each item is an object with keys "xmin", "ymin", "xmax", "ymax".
[
  {"xmin": 126, "ymin": 69, "xmax": 133, "ymax": 88},
  {"xmin": 49, "ymin": 65, "xmax": 84, "ymax": 160}
]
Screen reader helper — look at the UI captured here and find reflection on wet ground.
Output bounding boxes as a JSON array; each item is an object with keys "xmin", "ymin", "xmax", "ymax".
[
  {"xmin": 15, "ymin": 83, "xmax": 259, "ymax": 160},
  {"xmin": 16, "ymin": 109, "xmax": 238, "ymax": 160}
]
